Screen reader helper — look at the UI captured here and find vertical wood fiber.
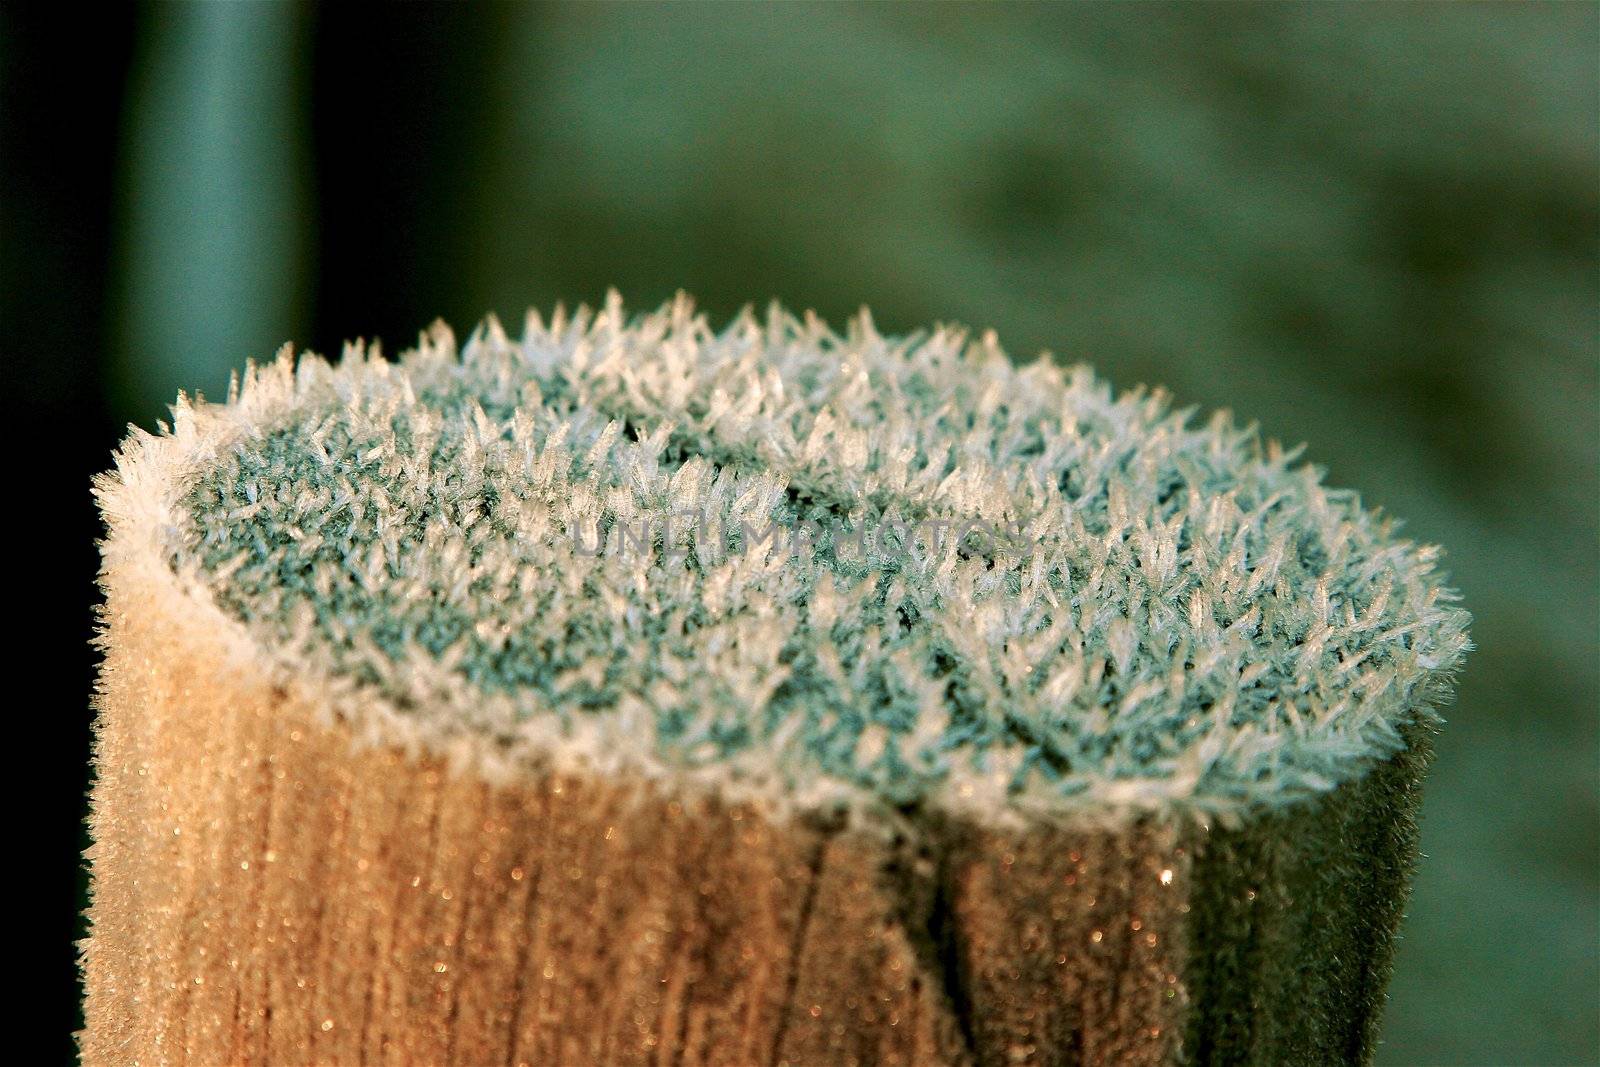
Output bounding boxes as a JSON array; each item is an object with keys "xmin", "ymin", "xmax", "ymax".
[{"xmin": 84, "ymin": 563, "xmax": 1428, "ymax": 1066}]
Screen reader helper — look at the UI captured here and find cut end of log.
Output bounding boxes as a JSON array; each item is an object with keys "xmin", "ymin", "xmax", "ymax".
[{"xmin": 84, "ymin": 295, "xmax": 1468, "ymax": 1064}]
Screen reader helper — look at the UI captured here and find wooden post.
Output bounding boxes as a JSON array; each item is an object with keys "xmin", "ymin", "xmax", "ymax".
[
  {"xmin": 83, "ymin": 304, "xmax": 1465, "ymax": 1064},
  {"xmin": 82, "ymin": 584, "xmax": 1433, "ymax": 1065}
]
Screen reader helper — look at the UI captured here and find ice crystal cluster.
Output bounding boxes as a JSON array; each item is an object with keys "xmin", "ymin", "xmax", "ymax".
[{"xmin": 174, "ymin": 295, "xmax": 1468, "ymax": 824}]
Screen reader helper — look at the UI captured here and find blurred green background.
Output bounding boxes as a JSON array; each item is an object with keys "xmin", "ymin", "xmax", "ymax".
[{"xmin": 11, "ymin": 3, "xmax": 1596, "ymax": 1063}]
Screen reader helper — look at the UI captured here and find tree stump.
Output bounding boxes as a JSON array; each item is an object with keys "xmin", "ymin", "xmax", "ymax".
[{"xmin": 84, "ymin": 298, "xmax": 1469, "ymax": 1065}]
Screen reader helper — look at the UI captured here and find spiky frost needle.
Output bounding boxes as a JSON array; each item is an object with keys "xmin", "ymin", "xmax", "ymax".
[{"xmin": 153, "ymin": 295, "xmax": 1468, "ymax": 825}]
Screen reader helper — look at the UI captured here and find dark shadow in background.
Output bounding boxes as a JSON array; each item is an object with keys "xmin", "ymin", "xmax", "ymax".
[
  {"xmin": 4, "ymin": 7, "xmax": 136, "ymax": 1061},
  {"xmin": 306, "ymin": 4, "xmax": 511, "ymax": 362}
]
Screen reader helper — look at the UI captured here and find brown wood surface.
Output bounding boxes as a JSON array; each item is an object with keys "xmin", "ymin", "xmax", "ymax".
[{"xmin": 83, "ymin": 574, "xmax": 1190, "ymax": 1066}]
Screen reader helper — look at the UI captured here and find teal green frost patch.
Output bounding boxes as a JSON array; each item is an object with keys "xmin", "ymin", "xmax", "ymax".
[{"xmin": 175, "ymin": 297, "xmax": 1469, "ymax": 822}]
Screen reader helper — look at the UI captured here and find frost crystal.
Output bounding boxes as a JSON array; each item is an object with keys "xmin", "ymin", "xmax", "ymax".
[{"xmin": 165, "ymin": 295, "xmax": 1468, "ymax": 824}]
